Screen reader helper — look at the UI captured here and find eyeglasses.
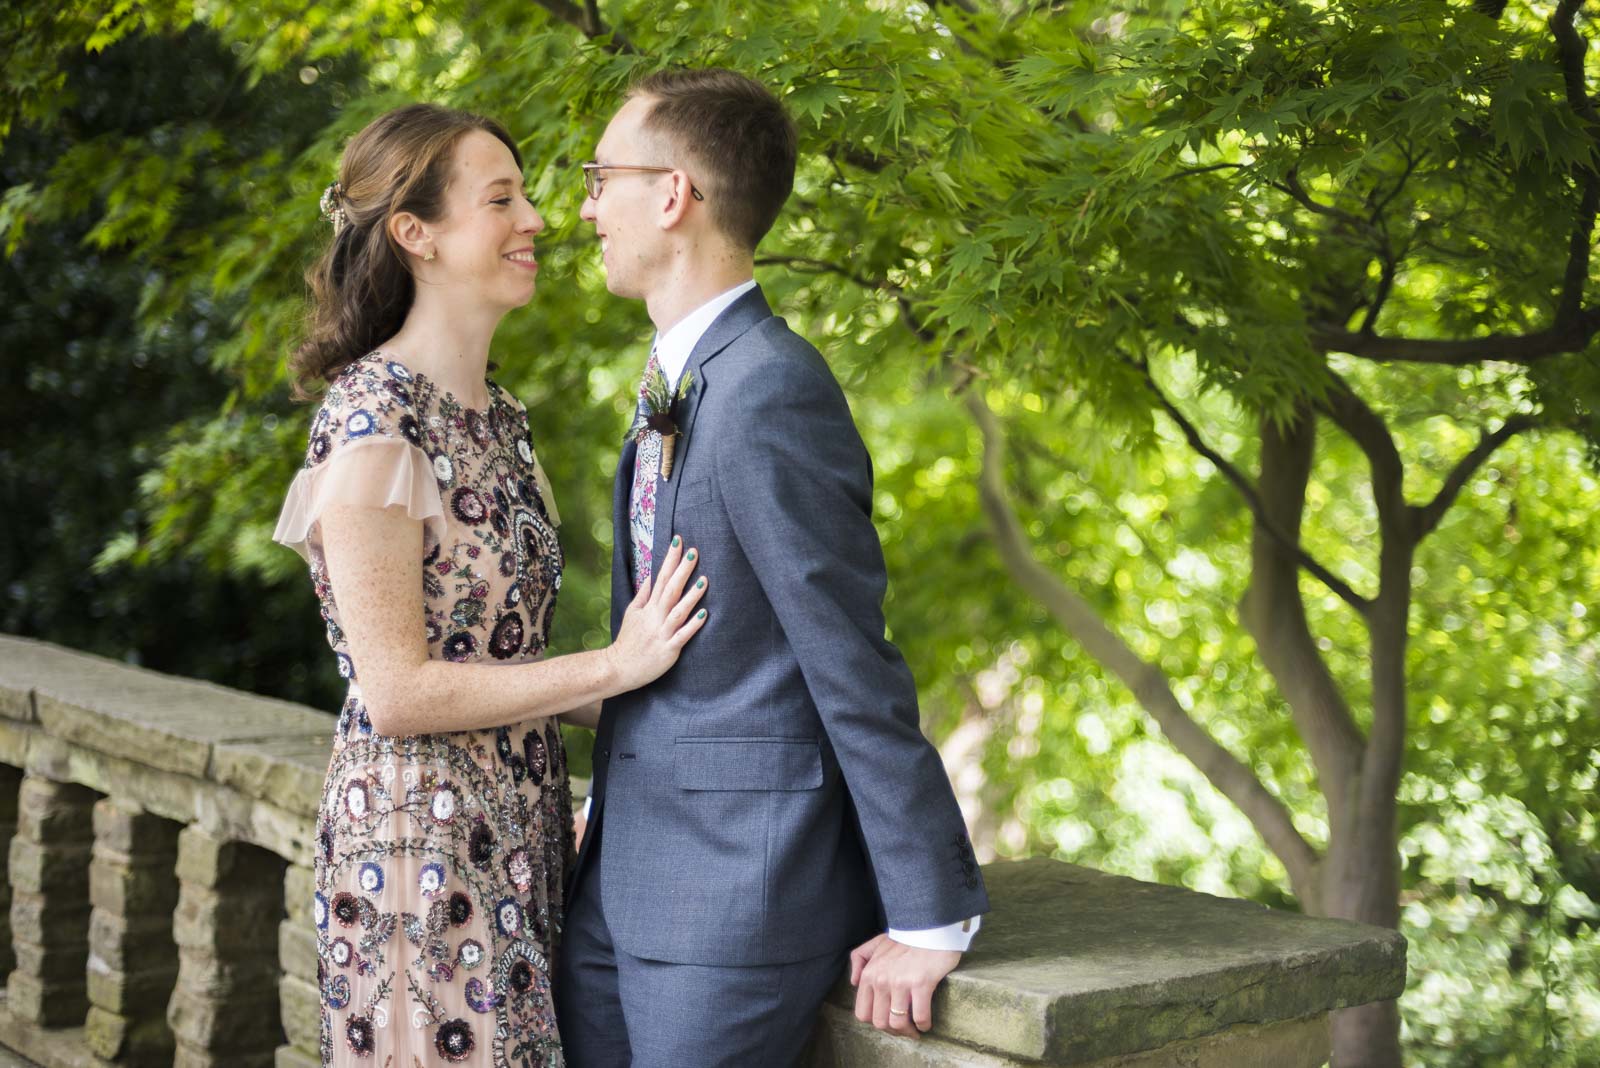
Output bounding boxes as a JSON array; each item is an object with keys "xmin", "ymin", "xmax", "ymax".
[{"xmin": 582, "ymin": 162, "xmax": 704, "ymax": 202}]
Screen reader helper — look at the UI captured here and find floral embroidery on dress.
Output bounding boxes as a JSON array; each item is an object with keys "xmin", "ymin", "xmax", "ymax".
[{"xmin": 288, "ymin": 352, "xmax": 570, "ymax": 1067}]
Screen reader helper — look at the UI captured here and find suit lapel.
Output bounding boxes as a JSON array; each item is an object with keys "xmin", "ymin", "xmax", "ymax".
[
  {"xmin": 648, "ymin": 287, "xmax": 774, "ymax": 574},
  {"xmin": 609, "ymin": 437, "xmax": 636, "ymax": 637}
]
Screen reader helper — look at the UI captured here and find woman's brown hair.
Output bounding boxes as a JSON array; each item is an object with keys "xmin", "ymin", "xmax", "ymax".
[{"xmin": 290, "ymin": 103, "xmax": 522, "ymax": 398}]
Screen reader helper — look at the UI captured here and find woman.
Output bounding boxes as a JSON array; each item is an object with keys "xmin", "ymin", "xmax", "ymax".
[{"xmin": 272, "ymin": 104, "xmax": 706, "ymax": 1066}]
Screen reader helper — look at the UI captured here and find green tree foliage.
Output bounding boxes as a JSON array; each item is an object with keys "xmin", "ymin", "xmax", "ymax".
[{"xmin": 4, "ymin": 1, "xmax": 1598, "ymax": 1063}]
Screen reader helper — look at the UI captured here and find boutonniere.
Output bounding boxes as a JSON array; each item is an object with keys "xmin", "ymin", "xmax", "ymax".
[{"xmin": 632, "ymin": 365, "xmax": 694, "ymax": 480}]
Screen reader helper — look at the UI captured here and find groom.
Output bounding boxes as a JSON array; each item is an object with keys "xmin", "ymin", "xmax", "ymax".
[{"xmin": 557, "ymin": 68, "xmax": 989, "ymax": 1067}]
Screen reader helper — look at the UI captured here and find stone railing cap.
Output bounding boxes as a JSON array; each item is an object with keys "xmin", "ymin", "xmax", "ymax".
[
  {"xmin": 0, "ymin": 635, "xmax": 330, "ymax": 788},
  {"xmin": 842, "ymin": 858, "xmax": 1406, "ymax": 1063}
]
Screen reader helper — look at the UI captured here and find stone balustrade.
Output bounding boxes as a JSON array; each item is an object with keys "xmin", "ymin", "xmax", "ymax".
[{"xmin": 0, "ymin": 635, "xmax": 1406, "ymax": 1067}]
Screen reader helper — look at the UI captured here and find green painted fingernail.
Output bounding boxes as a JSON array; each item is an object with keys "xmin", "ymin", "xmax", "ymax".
[
  {"xmin": 696, "ymin": 609, "xmax": 706, "ymax": 620},
  {"xmin": 687, "ymin": 550, "xmax": 696, "ymax": 561},
  {"xmin": 696, "ymin": 578, "xmax": 705, "ymax": 589},
  {"xmin": 672, "ymin": 536, "xmax": 681, "ymax": 548}
]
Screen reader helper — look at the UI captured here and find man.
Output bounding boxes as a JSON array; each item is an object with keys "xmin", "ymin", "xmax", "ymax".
[{"xmin": 557, "ymin": 68, "xmax": 989, "ymax": 1067}]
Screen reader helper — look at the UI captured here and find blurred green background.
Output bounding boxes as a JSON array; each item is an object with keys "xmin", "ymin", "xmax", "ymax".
[{"xmin": 3, "ymin": 1, "xmax": 1597, "ymax": 1063}]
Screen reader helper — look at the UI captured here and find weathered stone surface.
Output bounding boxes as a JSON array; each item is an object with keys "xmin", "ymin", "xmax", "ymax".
[
  {"xmin": 0, "ymin": 684, "xmax": 34, "ymax": 724},
  {"xmin": 167, "ymin": 984, "xmax": 284, "ymax": 1051},
  {"xmin": 210, "ymin": 735, "xmax": 331, "ymax": 819},
  {"xmin": 0, "ymin": 1007, "xmax": 119, "ymax": 1068},
  {"xmin": 10, "ymin": 893, "xmax": 91, "ymax": 971},
  {"xmin": 283, "ymin": 864, "xmax": 315, "ymax": 924},
  {"xmin": 85, "ymin": 957, "xmax": 178, "ymax": 1015},
  {"xmin": 807, "ymin": 1006, "xmax": 1333, "ymax": 1067},
  {"xmin": 808, "ymin": 1004, "xmax": 1015, "ymax": 1067},
  {"xmin": 8, "ymin": 837, "xmax": 92, "ymax": 895},
  {"xmin": 174, "ymin": 887, "xmax": 284, "ymax": 955},
  {"xmin": 279, "ymin": 921, "xmax": 318, "ymax": 983},
  {"xmin": 15, "ymin": 776, "xmax": 96, "ymax": 843},
  {"xmin": 88, "ymin": 853, "xmax": 179, "ymax": 918},
  {"xmin": 174, "ymin": 1046, "xmax": 275, "ymax": 1068},
  {"xmin": 6, "ymin": 968, "xmax": 87, "ymax": 1027},
  {"xmin": 0, "ymin": 718, "xmax": 34, "ymax": 770},
  {"xmin": 10, "ymin": 888, "xmax": 91, "ymax": 934},
  {"xmin": 176, "ymin": 827, "xmax": 288, "ymax": 891},
  {"xmin": 83, "ymin": 1001, "xmax": 175, "ymax": 1063},
  {"xmin": 92, "ymin": 797, "xmax": 180, "ymax": 857},
  {"xmin": 279, "ymin": 973, "xmax": 320, "ymax": 1053},
  {"xmin": 82, "ymin": 1005, "xmax": 131, "ymax": 1061},
  {"xmin": 0, "ymin": 636, "xmax": 329, "ymax": 781},
  {"xmin": 275, "ymin": 1045, "xmax": 320, "ymax": 1068},
  {"xmin": 244, "ymin": 799, "xmax": 319, "ymax": 869},
  {"xmin": 87, "ymin": 909, "xmax": 174, "ymax": 972},
  {"xmin": 13, "ymin": 938, "xmax": 93, "ymax": 982},
  {"xmin": 821, "ymin": 859, "xmax": 1404, "ymax": 1064}
]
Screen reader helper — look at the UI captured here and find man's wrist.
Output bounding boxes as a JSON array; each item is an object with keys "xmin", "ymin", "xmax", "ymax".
[{"xmin": 886, "ymin": 915, "xmax": 981, "ymax": 953}]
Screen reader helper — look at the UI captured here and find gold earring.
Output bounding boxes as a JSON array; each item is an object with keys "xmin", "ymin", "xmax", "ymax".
[{"xmin": 424, "ymin": 248, "xmax": 436, "ymax": 262}]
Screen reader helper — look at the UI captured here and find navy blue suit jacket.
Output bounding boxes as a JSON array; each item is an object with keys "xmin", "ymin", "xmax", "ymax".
[{"xmin": 571, "ymin": 287, "xmax": 988, "ymax": 967}]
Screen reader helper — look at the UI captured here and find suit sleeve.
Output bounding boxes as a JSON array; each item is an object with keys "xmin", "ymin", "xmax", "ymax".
[{"xmin": 714, "ymin": 355, "xmax": 989, "ymax": 931}]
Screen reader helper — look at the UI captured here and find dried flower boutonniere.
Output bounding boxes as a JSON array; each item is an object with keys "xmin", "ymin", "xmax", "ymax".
[{"xmin": 634, "ymin": 365, "xmax": 695, "ymax": 480}]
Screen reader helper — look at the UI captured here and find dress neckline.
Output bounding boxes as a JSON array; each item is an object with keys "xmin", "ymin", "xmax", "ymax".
[{"xmin": 368, "ymin": 350, "xmax": 495, "ymax": 414}]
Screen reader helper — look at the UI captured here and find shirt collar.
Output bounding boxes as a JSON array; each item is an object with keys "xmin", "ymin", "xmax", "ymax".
[{"xmin": 652, "ymin": 279, "xmax": 759, "ymax": 386}]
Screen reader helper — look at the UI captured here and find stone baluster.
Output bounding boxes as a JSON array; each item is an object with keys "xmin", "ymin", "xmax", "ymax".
[
  {"xmin": 5, "ymin": 775, "xmax": 97, "ymax": 1026},
  {"xmin": 167, "ymin": 827, "xmax": 285, "ymax": 1068},
  {"xmin": 0, "ymin": 764, "xmax": 24, "ymax": 977},
  {"xmin": 276, "ymin": 863, "xmax": 320, "ymax": 1068},
  {"xmin": 84, "ymin": 798, "xmax": 180, "ymax": 1063}
]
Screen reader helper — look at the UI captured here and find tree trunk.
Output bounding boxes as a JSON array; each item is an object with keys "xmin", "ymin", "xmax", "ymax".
[{"xmin": 1246, "ymin": 409, "xmax": 1409, "ymax": 1067}]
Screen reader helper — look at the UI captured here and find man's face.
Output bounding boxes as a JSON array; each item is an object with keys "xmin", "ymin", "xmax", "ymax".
[{"xmin": 579, "ymin": 96, "xmax": 670, "ymax": 299}]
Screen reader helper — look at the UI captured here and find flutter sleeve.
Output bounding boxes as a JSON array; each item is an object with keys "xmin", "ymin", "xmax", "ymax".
[{"xmin": 272, "ymin": 358, "xmax": 447, "ymax": 562}]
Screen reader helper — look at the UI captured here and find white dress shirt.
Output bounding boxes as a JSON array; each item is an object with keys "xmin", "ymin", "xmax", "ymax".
[{"xmin": 592, "ymin": 278, "xmax": 980, "ymax": 953}]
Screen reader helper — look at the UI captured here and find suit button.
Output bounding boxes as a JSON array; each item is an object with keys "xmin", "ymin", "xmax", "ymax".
[{"xmin": 601, "ymin": 748, "xmax": 611, "ymax": 761}]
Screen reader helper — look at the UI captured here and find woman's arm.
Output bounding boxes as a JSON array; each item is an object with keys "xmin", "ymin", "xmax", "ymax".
[
  {"xmin": 321, "ymin": 501, "xmax": 704, "ymax": 736},
  {"xmin": 559, "ymin": 701, "xmax": 603, "ymax": 730}
]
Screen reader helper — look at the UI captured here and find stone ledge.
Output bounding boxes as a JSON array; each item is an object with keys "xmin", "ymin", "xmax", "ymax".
[
  {"xmin": 809, "ymin": 1005, "xmax": 1333, "ymax": 1067},
  {"xmin": 0, "ymin": 720, "xmax": 317, "ymax": 868},
  {"xmin": 0, "ymin": 637, "xmax": 328, "ymax": 783},
  {"xmin": 0, "ymin": 635, "xmax": 1408, "ymax": 1068},
  {"xmin": 826, "ymin": 859, "xmax": 1404, "ymax": 1064},
  {"xmin": 0, "ymin": 999, "xmax": 112, "ymax": 1068}
]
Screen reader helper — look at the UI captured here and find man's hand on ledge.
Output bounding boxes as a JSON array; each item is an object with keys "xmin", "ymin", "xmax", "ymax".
[{"xmin": 849, "ymin": 933, "xmax": 962, "ymax": 1039}]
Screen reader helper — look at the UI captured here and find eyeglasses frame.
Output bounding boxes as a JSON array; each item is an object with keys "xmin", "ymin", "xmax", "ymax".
[{"xmin": 582, "ymin": 162, "xmax": 705, "ymax": 202}]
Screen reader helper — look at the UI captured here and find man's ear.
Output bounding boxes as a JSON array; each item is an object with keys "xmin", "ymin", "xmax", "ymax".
[
  {"xmin": 389, "ymin": 210, "xmax": 433, "ymax": 261},
  {"xmin": 657, "ymin": 170, "xmax": 697, "ymax": 232}
]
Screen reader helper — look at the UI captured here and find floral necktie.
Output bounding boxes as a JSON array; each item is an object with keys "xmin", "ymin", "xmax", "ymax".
[{"xmin": 628, "ymin": 345, "xmax": 663, "ymax": 592}]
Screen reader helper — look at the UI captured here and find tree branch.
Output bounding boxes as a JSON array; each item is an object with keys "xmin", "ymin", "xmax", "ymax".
[
  {"xmin": 1411, "ymin": 415, "xmax": 1538, "ymax": 539},
  {"xmin": 1241, "ymin": 409, "xmax": 1367, "ymax": 837},
  {"xmin": 1552, "ymin": 0, "xmax": 1600, "ymax": 133},
  {"xmin": 1274, "ymin": 167, "xmax": 1368, "ymax": 230},
  {"xmin": 1142, "ymin": 369, "xmax": 1373, "ymax": 616},
  {"xmin": 1318, "ymin": 374, "xmax": 1407, "ymax": 530},
  {"xmin": 966, "ymin": 390, "xmax": 1321, "ymax": 901},
  {"xmin": 753, "ymin": 255, "xmax": 896, "ymax": 294},
  {"xmin": 1311, "ymin": 317, "xmax": 1600, "ymax": 364},
  {"xmin": 530, "ymin": 0, "xmax": 636, "ymax": 51},
  {"xmin": 1360, "ymin": 247, "xmax": 1398, "ymax": 336}
]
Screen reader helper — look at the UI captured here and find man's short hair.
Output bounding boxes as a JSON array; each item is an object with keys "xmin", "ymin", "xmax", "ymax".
[{"xmin": 628, "ymin": 68, "xmax": 798, "ymax": 251}]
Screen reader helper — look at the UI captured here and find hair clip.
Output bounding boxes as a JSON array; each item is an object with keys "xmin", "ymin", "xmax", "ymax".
[{"xmin": 319, "ymin": 180, "xmax": 349, "ymax": 236}]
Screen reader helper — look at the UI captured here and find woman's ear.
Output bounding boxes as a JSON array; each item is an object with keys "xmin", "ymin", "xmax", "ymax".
[{"xmin": 389, "ymin": 210, "xmax": 434, "ymax": 262}]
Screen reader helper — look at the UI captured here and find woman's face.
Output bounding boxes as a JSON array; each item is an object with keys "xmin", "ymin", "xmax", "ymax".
[{"xmin": 425, "ymin": 129, "xmax": 544, "ymax": 311}]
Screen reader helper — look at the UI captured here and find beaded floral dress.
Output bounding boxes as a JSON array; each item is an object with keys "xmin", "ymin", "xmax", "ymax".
[{"xmin": 274, "ymin": 352, "xmax": 570, "ymax": 1067}]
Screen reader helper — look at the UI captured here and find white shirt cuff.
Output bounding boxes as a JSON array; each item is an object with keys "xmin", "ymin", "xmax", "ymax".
[
  {"xmin": 887, "ymin": 915, "xmax": 981, "ymax": 952},
  {"xmin": 581, "ymin": 795, "xmax": 592, "ymax": 820}
]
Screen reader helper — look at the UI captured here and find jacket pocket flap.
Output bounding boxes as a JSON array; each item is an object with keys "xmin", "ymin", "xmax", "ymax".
[{"xmin": 673, "ymin": 737, "xmax": 823, "ymax": 791}]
